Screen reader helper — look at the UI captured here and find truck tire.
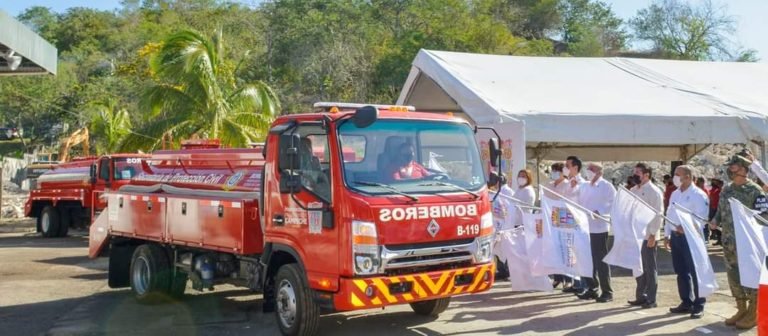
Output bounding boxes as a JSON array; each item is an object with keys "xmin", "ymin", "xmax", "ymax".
[
  {"xmin": 169, "ymin": 270, "xmax": 188, "ymax": 299},
  {"xmin": 274, "ymin": 264, "xmax": 319, "ymax": 336},
  {"xmin": 58, "ymin": 208, "xmax": 71, "ymax": 237},
  {"xmin": 130, "ymin": 244, "xmax": 172, "ymax": 304},
  {"xmin": 409, "ymin": 297, "xmax": 451, "ymax": 317},
  {"xmin": 108, "ymin": 244, "xmax": 136, "ymax": 288},
  {"xmin": 39, "ymin": 205, "xmax": 61, "ymax": 238}
]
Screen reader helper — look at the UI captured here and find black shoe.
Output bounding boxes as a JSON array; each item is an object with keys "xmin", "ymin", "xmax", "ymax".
[
  {"xmin": 669, "ymin": 304, "xmax": 692, "ymax": 314},
  {"xmin": 627, "ymin": 299, "xmax": 647, "ymax": 306},
  {"xmin": 552, "ymin": 280, "xmax": 562, "ymax": 289},
  {"xmin": 713, "ymin": 241, "xmax": 722, "ymax": 246},
  {"xmin": 577, "ymin": 291, "xmax": 599, "ymax": 300},
  {"xmin": 690, "ymin": 310, "xmax": 703, "ymax": 319},
  {"xmin": 596, "ymin": 295, "xmax": 613, "ymax": 303},
  {"xmin": 642, "ymin": 302, "xmax": 658, "ymax": 309},
  {"xmin": 562, "ymin": 286, "xmax": 579, "ymax": 293}
]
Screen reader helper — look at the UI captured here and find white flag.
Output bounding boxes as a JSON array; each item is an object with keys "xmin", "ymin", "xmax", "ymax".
[
  {"xmin": 729, "ymin": 198, "xmax": 768, "ymax": 289},
  {"xmin": 668, "ymin": 204, "xmax": 719, "ymax": 297},
  {"xmin": 537, "ymin": 193, "xmax": 593, "ymax": 278},
  {"xmin": 498, "ymin": 229, "xmax": 553, "ymax": 292},
  {"xmin": 522, "ymin": 212, "xmax": 561, "ymax": 276},
  {"xmin": 604, "ymin": 188, "xmax": 657, "ymax": 277}
]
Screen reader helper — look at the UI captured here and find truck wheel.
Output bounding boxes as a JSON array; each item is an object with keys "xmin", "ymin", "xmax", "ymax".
[
  {"xmin": 130, "ymin": 244, "xmax": 172, "ymax": 303},
  {"xmin": 108, "ymin": 244, "xmax": 136, "ymax": 288},
  {"xmin": 274, "ymin": 264, "xmax": 319, "ymax": 336},
  {"xmin": 409, "ymin": 297, "xmax": 451, "ymax": 317},
  {"xmin": 39, "ymin": 205, "xmax": 61, "ymax": 238},
  {"xmin": 169, "ymin": 270, "xmax": 188, "ymax": 299},
  {"xmin": 58, "ymin": 208, "xmax": 71, "ymax": 237}
]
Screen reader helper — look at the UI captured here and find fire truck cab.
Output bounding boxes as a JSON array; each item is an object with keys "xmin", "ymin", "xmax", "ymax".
[{"xmin": 90, "ymin": 103, "xmax": 503, "ymax": 336}]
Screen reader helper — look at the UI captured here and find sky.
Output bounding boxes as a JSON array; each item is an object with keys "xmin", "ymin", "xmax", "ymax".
[{"xmin": 2, "ymin": 0, "xmax": 766, "ymax": 62}]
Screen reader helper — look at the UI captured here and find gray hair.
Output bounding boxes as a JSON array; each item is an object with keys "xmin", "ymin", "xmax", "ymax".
[
  {"xmin": 675, "ymin": 164, "xmax": 697, "ymax": 178},
  {"xmin": 588, "ymin": 162, "xmax": 603, "ymax": 172}
]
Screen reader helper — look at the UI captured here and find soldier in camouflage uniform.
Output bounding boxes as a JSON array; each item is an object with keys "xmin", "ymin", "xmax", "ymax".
[{"xmin": 710, "ymin": 150, "xmax": 768, "ymax": 330}]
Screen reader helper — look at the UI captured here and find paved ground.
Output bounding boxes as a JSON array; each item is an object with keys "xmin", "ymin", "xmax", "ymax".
[{"xmin": 0, "ymin": 228, "xmax": 759, "ymax": 336}]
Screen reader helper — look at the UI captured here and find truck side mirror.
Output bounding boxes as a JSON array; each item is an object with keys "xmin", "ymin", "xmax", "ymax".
[
  {"xmin": 353, "ymin": 106, "xmax": 378, "ymax": 128},
  {"xmin": 489, "ymin": 138, "xmax": 502, "ymax": 168},
  {"xmin": 278, "ymin": 133, "xmax": 301, "ymax": 193},
  {"xmin": 278, "ymin": 133, "xmax": 300, "ymax": 172},
  {"xmin": 89, "ymin": 163, "xmax": 97, "ymax": 184}
]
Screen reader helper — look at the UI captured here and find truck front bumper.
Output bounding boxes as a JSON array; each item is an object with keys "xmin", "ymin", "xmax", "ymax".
[{"xmin": 332, "ymin": 263, "xmax": 494, "ymax": 311}]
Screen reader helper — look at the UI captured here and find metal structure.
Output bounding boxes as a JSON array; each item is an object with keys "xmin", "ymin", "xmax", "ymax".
[{"xmin": 0, "ymin": 10, "xmax": 57, "ymax": 75}]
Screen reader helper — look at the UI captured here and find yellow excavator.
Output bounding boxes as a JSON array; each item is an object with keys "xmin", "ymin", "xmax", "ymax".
[{"xmin": 57, "ymin": 127, "xmax": 90, "ymax": 162}]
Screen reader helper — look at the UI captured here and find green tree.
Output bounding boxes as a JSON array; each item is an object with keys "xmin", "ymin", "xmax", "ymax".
[
  {"xmin": 560, "ymin": 0, "xmax": 627, "ymax": 56},
  {"xmin": 630, "ymin": 0, "xmax": 736, "ymax": 60},
  {"xmin": 16, "ymin": 6, "xmax": 60, "ymax": 43},
  {"xmin": 88, "ymin": 99, "xmax": 133, "ymax": 154},
  {"xmin": 122, "ymin": 29, "xmax": 280, "ymax": 151}
]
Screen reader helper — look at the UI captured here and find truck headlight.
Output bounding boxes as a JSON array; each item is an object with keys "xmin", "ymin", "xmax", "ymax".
[
  {"xmin": 474, "ymin": 235, "xmax": 494, "ymax": 264},
  {"xmin": 352, "ymin": 220, "xmax": 380, "ymax": 275},
  {"xmin": 480, "ymin": 212, "xmax": 494, "ymax": 237}
]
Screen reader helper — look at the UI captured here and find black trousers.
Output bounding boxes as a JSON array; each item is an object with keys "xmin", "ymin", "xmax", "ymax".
[
  {"xmin": 585, "ymin": 232, "xmax": 612, "ymax": 296},
  {"xmin": 670, "ymin": 234, "xmax": 706, "ymax": 310},
  {"xmin": 635, "ymin": 241, "xmax": 658, "ymax": 303}
]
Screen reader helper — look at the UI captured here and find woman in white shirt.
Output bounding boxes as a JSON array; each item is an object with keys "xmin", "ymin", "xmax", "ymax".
[{"xmin": 511, "ymin": 169, "xmax": 536, "ymax": 227}]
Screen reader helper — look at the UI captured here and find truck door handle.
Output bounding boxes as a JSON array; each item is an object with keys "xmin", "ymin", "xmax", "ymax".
[{"xmin": 273, "ymin": 214, "xmax": 284, "ymax": 226}]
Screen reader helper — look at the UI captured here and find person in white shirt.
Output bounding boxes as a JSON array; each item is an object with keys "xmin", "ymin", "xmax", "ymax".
[
  {"xmin": 666, "ymin": 165, "xmax": 710, "ymax": 319},
  {"xmin": 511, "ymin": 169, "xmax": 536, "ymax": 227},
  {"xmin": 628, "ymin": 163, "xmax": 663, "ymax": 309},
  {"xmin": 577, "ymin": 162, "xmax": 616, "ymax": 302},
  {"xmin": 546, "ymin": 162, "xmax": 575, "ymax": 291},
  {"xmin": 564, "ymin": 156, "xmax": 585, "ymax": 201},
  {"xmin": 744, "ymin": 150, "xmax": 768, "ymax": 193}
]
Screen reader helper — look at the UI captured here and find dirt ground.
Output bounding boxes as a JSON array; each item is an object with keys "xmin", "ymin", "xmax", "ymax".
[{"xmin": 0, "ymin": 224, "xmax": 759, "ymax": 336}]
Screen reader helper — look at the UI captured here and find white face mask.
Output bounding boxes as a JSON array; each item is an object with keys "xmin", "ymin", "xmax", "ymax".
[
  {"xmin": 585, "ymin": 170, "xmax": 596, "ymax": 181},
  {"xmin": 673, "ymin": 176, "xmax": 682, "ymax": 188},
  {"xmin": 562, "ymin": 167, "xmax": 571, "ymax": 177},
  {"xmin": 517, "ymin": 177, "xmax": 528, "ymax": 186},
  {"xmin": 551, "ymin": 172, "xmax": 562, "ymax": 180}
]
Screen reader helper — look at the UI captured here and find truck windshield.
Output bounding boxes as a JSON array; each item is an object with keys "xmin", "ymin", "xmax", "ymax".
[
  {"xmin": 338, "ymin": 119, "xmax": 486, "ymax": 195},
  {"xmin": 113, "ymin": 158, "xmax": 143, "ymax": 180}
]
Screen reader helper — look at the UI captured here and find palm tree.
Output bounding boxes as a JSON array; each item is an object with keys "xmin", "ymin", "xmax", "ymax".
[
  {"xmin": 88, "ymin": 99, "xmax": 132, "ymax": 154},
  {"xmin": 122, "ymin": 30, "xmax": 280, "ymax": 150}
]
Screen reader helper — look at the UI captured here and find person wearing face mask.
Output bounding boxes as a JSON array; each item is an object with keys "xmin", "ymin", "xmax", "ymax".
[
  {"xmin": 663, "ymin": 174, "xmax": 678, "ymax": 215},
  {"xmin": 627, "ymin": 163, "xmax": 663, "ymax": 309},
  {"xmin": 576, "ymin": 162, "xmax": 616, "ymax": 303},
  {"xmin": 665, "ymin": 165, "xmax": 709, "ymax": 319},
  {"xmin": 708, "ymin": 178, "xmax": 723, "ymax": 246},
  {"xmin": 511, "ymin": 169, "xmax": 536, "ymax": 227},
  {"xmin": 546, "ymin": 162, "xmax": 575, "ymax": 291},
  {"xmin": 563, "ymin": 156, "xmax": 585, "ymax": 201},
  {"xmin": 389, "ymin": 142, "xmax": 430, "ymax": 180},
  {"xmin": 709, "ymin": 150, "xmax": 768, "ymax": 329}
]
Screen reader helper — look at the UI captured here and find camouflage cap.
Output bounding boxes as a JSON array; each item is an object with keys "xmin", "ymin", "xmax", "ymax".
[{"xmin": 725, "ymin": 149, "xmax": 753, "ymax": 168}]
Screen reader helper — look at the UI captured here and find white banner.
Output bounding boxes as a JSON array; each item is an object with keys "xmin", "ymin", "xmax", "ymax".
[
  {"xmin": 668, "ymin": 204, "xmax": 719, "ymax": 298},
  {"xmin": 729, "ymin": 198, "xmax": 768, "ymax": 289},
  {"xmin": 523, "ymin": 212, "xmax": 561, "ymax": 276},
  {"xmin": 537, "ymin": 194, "xmax": 593, "ymax": 278},
  {"xmin": 498, "ymin": 229, "xmax": 553, "ymax": 292},
  {"xmin": 604, "ymin": 188, "xmax": 658, "ymax": 277}
]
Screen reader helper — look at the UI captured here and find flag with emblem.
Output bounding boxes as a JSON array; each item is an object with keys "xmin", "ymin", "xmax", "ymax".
[
  {"xmin": 498, "ymin": 229, "xmax": 553, "ymax": 292},
  {"xmin": 604, "ymin": 187, "xmax": 658, "ymax": 277},
  {"xmin": 729, "ymin": 198, "xmax": 768, "ymax": 289},
  {"xmin": 668, "ymin": 203, "xmax": 718, "ymax": 297},
  {"xmin": 537, "ymin": 193, "xmax": 592, "ymax": 278},
  {"xmin": 522, "ymin": 211, "xmax": 561, "ymax": 276}
]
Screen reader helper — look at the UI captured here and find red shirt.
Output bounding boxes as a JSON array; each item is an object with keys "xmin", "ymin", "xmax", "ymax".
[
  {"xmin": 709, "ymin": 186, "xmax": 721, "ymax": 209},
  {"xmin": 391, "ymin": 162, "xmax": 430, "ymax": 180},
  {"xmin": 663, "ymin": 183, "xmax": 677, "ymax": 211}
]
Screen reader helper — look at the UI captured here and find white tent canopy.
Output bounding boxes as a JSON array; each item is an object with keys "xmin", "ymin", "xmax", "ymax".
[{"xmin": 397, "ymin": 50, "xmax": 768, "ymax": 167}]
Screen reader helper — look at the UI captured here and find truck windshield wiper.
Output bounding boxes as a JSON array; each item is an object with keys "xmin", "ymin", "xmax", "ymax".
[
  {"xmin": 418, "ymin": 181, "xmax": 479, "ymax": 199},
  {"xmin": 354, "ymin": 181, "xmax": 419, "ymax": 202}
]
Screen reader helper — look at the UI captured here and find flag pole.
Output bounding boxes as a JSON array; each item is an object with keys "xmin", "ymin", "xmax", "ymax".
[
  {"xmin": 490, "ymin": 191, "xmax": 541, "ymax": 211},
  {"xmin": 670, "ymin": 202, "xmax": 709, "ymax": 223},
  {"xmin": 618, "ymin": 185, "xmax": 676, "ymax": 224},
  {"xmin": 540, "ymin": 185, "xmax": 610, "ymax": 222}
]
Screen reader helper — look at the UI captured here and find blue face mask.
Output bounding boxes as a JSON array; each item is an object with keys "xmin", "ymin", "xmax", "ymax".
[{"xmin": 550, "ymin": 171, "xmax": 561, "ymax": 180}]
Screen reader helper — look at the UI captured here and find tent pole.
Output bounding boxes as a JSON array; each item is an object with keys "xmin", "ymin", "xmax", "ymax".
[{"xmin": 761, "ymin": 141, "xmax": 767, "ymax": 168}]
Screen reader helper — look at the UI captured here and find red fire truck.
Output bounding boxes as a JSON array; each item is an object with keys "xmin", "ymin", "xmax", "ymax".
[
  {"xmin": 25, "ymin": 154, "xmax": 148, "ymax": 237},
  {"xmin": 88, "ymin": 103, "xmax": 503, "ymax": 336}
]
